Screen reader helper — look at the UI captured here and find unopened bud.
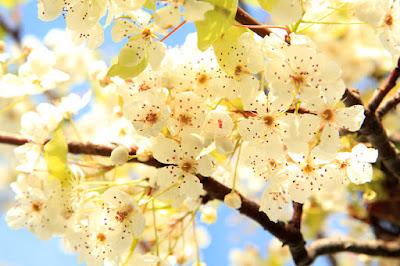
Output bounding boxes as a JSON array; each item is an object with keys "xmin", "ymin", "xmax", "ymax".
[
  {"xmin": 200, "ymin": 207, "xmax": 217, "ymax": 224},
  {"xmin": 110, "ymin": 146, "xmax": 129, "ymax": 165},
  {"xmin": 0, "ymin": 40, "xmax": 6, "ymax": 52},
  {"xmin": 224, "ymin": 192, "xmax": 242, "ymax": 209},
  {"xmin": 137, "ymin": 146, "xmax": 151, "ymax": 162}
]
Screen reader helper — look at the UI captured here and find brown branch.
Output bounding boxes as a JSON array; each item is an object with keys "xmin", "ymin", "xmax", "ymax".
[
  {"xmin": 368, "ymin": 57, "xmax": 400, "ymax": 113},
  {"xmin": 0, "ymin": 12, "xmax": 20, "ymax": 44},
  {"xmin": 3, "ymin": 131, "xmax": 400, "ymax": 263},
  {"xmin": 198, "ymin": 175, "xmax": 307, "ymax": 264},
  {"xmin": 299, "ymin": 238, "xmax": 400, "ymax": 266},
  {"xmin": 343, "ymin": 88, "xmax": 400, "ymax": 180},
  {"xmin": 0, "ymin": 132, "xmax": 165, "ymax": 168},
  {"xmin": 235, "ymin": 7, "xmax": 272, "ymax": 38},
  {"xmin": 290, "ymin": 202, "xmax": 303, "ymax": 231},
  {"xmin": 0, "ymin": 131, "xmax": 310, "ymax": 263},
  {"xmin": 377, "ymin": 91, "xmax": 400, "ymax": 119}
]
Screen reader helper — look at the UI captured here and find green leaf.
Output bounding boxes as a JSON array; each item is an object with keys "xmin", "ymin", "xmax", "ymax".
[
  {"xmin": 107, "ymin": 55, "xmax": 149, "ymax": 79},
  {"xmin": 0, "ymin": 0, "xmax": 26, "ymax": 8},
  {"xmin": 212, "ymin": 25, "xmax": 247, "ymax": 73},
  {"xmin": 258, "ymin": 0, "xmax": 279, "ymax": 12},
  {"xmin": 143, "ymin": 0, "xmax": 155, "ymax": 10},
  {"xmin": 194, "ymin": 0, "xmax": 238, "ymax": 51},
  {"xmin": 209, "ymin": 149, "xmax": 229, "ymax": 164},
  {"xmin": 44, "ymin": 128, "xmax": 69, "ymax": 182}
]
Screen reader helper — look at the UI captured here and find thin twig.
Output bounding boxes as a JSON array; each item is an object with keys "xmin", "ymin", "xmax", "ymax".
[
  {"xmin": 2, "ymin": 130, "xmax": 400, "ymax": 264},
  {"xmin": 0, "ymin": 12, "xmax": 20, "ymax": 44},
  {"xmin": 343, "ymin": 88, "xmax": 400, "ymax": 180},
  {"xmin": 0, "ymin": 130, "xmax": 309, "ymax": 263},
  {"xmin": 290, "ymin": 202, "xmax": 303, "ymax": 231},
  {"xmin": 235, "ymin": 7, "xmax": 272, "ymax": 38},
  {"xmin": 198, "ymin": 175, "xmax": 308, "ymax": 264},
  {"xmin": 377, "ymin": 91, "xmax": 400, "ymax": 119},
  {"xmin": 368, "ymin": 57, "xmax": 400, "ymax": 113},
  {"xmin": 299, "ymin": 238, "xmax": 400, "ymax": 266}
]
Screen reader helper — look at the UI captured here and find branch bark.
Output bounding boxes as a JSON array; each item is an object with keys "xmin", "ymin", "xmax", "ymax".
[
  {"xmin": 0, "ymin": 131, "xmax": 307, "ymax": 262},
  {"xmin": 377, "ymin": 91, "xmax": 400, "ymax": 119},
  {"xmin": 343, "ymin": 88, "xmax": 400, "ymax": 180},
  {"xmin": 368, "ymin": 57, "xmax": 400, "ymax": 113},
  {"xmin": 299, "ymin": 238, "xmax": 400, "ymax": 266},
  {"xmin": 0, "ymin": 13, "xmax": 20, "ymax": 44},
  {"xmin": 2, "ymin": 131, "xmax": 400, "ymax": 264},
  {"xmin": 235, "ymin": 7, "xmax": 272, "ymax": 38}
]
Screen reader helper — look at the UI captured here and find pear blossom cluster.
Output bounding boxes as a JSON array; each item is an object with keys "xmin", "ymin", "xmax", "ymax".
[
  {"xmin": 3, "ymin": 0, "xmax": 396, "ymax": 265},
  {"xmin": 6, "ymin": 26, "xmax": 378, "ymax": 266},
  {"xmin": 353, "ymin": 0, "xmax": 400, "ymax": 59}
]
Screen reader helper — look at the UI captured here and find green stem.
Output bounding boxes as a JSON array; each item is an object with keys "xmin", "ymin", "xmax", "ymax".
[
  {"xmin": 300, "ymin": 20, "xmax": 365, "ymax": 25},
  {"xmin": 192, "ymin": 218, "xmax": 200, "ymax": 265},
  {"xmin": 232, "ymin": 142, "xmax": 242, "ymax": 193},
  {"xmin": 297, "ymin": 2, "xmax": 349, "ymax": 32},
  {"xmin": 152, "ymin": 200, "xmax": 160, "ymax": 256},
  {"xmin": 0, "ymin": 95, "xmax": 28, "ymax": 115},
  {"xmin": 122, "ymin": 238, "xmax": 139, "ymax": 266},
  {"xmin": 140, "ymin": 181, "xmax": 180, "ymax": 206}
]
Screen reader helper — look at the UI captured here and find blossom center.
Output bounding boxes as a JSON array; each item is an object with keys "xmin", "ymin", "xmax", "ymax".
[
  {"xmin": 179, "ymin": 114, "xmax": 192, "ymax": 125},
  {"xmin": 290, "ymin": 72, "xmax": 309, "ymax": 87},
  {"xmin": 303, "ymin": 164, "xmax": 314, "ymax": 174},
  {"xmin": 181, "ymin": 160, "xmax": 195, "ymax": 173},
  {"xmin": 322, "ymin": 109, "xmax": 334, "ymax": 122},
  {"xmin": 115, "ymin": 204, "xmax": 134, "ymax": 222},
  {"xmin": 235, "ymin": 65, "xmax": 243, "ymax": 76},
  {"xmin": 31, "ymin": 202, "xmax": 42, "ymax": 212},
  {"xmin": 96, "ymin": 233, "xmax": 106, "ymax": 242},
  {"xmin": 145, "ymin": 112, "xmax": 158, "ymax": 124},
  {"xmin": 142, "ymin": 28, "xmax": 152, "ymax": 39},
  {"xmin": 339, "ymin": 162, "xmax": 349, "ymax": 170},
  {"xmin": 197, "ymin": 74, "xmax": 209, "ymax": 85},
  {"xmin": 384, "ymin": 13, "xmax": 394, "ymax": 26},
  {"xmin": 263, "ymin": 115, "xmax": 275, "ymax": 127},
  {"xmin": 139, "ymin": 83, "xmax": 151, "ymax": 92}
]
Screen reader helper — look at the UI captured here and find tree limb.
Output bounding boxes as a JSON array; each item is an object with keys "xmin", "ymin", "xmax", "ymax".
[
  {"xmin": 0, "ymin": 130, "xmax": 308, "ymax": 263},
  {"xmin": 343, "ymin": 88, "xmax": 400, "ymax": 180},
  {"xmin": 368, "ymin": 57, "xmax": 400, "ymax": 113},
  {"xmin": 299, "ymin": 238, "xmax": 400, "ymax": 266},
  {"xmin": 235, "ymin": 7, "xmax": 272, "ymax": 38},
  {"xmin": 377, "ymin": 91, "xmax": 400, "ymax": 119},
  {"xmin": 0, "ymin": 12, "xmax": 20, "ymax": 44},
  {"xmin": 3, "ymin": 131, "xmax": 400, "ymax": 264}
]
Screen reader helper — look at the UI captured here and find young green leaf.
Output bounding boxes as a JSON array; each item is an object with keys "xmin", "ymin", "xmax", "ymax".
[
  {"xmin": 43, "ymin": 128, "xmax": 69, "ymax": 182},
  {"xmin": 107, "ymin": 55, "xmax": 149, "ymax": 79},
  {"xmin": 195, "ymin": 0, "xmax": 238, "ymax": 51},
  {"xmin": 258, "ymin": 0, "xmax": 279, "ymax": 12}
]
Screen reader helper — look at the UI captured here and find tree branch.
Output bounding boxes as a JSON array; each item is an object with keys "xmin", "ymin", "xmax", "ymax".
[
  {"xmin": 343, "ymin": 88, "xmax": 400, "ymax": 180},
  {"xmin": 0, "ymin": 12, "xmax": 20, "ymax": 44},
  {"xmin": 3, "ymin": 131, "xmax": 400, "ymax": 263},
  {"xmin": 299, "ymin": 238, "xmax": 400, "ymax": 266},
  {"xmin": 368, "ymin": 57, "xmax": 400, "ymax": 113},
  {"xmin": 235, "ymin": 7, "xmax": 272, "ymax": 38},
  {"xmin": 377, "ymin": 91, "xmax": 400, "ymax": 119},
  {"xmin": 0, "ymin": 130, "xmax": 308, "ymax": 263},
  {"xmin": 290, "ymin": 202, "xmax": 303, "ymax": 231}
]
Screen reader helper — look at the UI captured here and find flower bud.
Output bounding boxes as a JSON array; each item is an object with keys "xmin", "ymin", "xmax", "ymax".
[
  {"xmin": 137, "ymin": 145, "xmax": 151, "ymax": 162},
  {"xmin": 110, "ymin": 146, "xmax": 129, "ymax": 165},
  {"xmin": 224, "ymin": 192, "xmax": 242, "ymax": 209},
  {"xmin": 200, "ymin": 207, "xmax": 217, "ymax": 224}
]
